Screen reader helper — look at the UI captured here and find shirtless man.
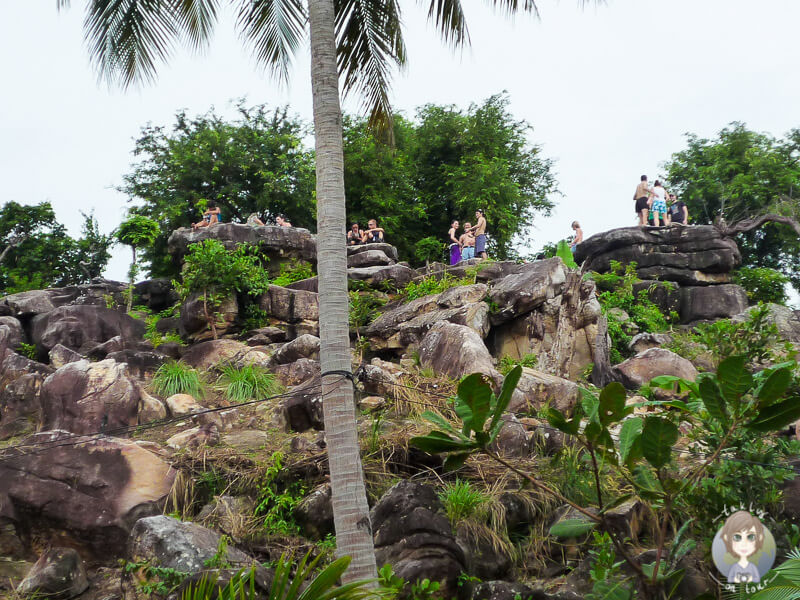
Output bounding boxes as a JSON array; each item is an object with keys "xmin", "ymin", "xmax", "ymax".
[
  {"xmin": 193, "ymin": 201, "xmax": 220, "ymax": 230},
  {"xmin": 634, "ymin": 175, "xmax": 651, "ymax": 226},
  {"xmin": 470, "ymin": 209, "xmax": 488, "ymax": 259},
  {"xmin": 276, "ymin": 214, "xmax": 292, "ymax": 227},
  {"xmin": 459, "ymin": 222, "xmax": 476, "ymax": 261}
]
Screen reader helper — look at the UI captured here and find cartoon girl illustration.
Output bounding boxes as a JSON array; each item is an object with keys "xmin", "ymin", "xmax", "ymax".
[{"xmin": 721, "ymin": 511, "xmax": 765, "ymax": 583}]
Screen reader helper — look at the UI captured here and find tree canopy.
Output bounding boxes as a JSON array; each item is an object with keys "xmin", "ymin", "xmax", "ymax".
[
  {"xmin": 663, "ymin": 122, "xmax": 800, "ymax": 291},
  {"xmin": 0, "ymin": 202, "xmax": 112, "ymax": 294},
  {"xmin": 123, "ymin": 102, "xmax": 316, "ymax": 277}
]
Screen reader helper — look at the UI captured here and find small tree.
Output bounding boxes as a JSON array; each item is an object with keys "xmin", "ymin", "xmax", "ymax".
[
  {"xmin": 174, "ymin": 240, "xmax": 270, "ymax": 339},
  {"xmin": 116, "ymin": 216, "xmax": 159, "ymax": 311},
  {"xmin": 414, "ymin": 236, "xmax": 445, "ymax": 269}
]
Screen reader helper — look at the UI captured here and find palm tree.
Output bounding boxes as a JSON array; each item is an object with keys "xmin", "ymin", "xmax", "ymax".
[{"xmin": 56, "ymin": 0, "xmax": 589, "ymax": 582}]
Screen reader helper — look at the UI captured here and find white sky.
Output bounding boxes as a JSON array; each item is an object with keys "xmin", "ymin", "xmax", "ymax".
[{"xmin": 2, "ymin": 0, "xmax": 800, "ymax": 282}]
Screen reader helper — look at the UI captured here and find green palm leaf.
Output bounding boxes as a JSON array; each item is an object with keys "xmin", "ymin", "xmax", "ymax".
[{"xmin": 236, "ymin": 0, "xmax": 307, "ymax": 82}]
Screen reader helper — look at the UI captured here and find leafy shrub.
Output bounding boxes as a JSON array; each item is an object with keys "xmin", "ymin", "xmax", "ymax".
[
  {"xmin": 142, "ymin": 308, "xmax": 183, "ymax": 348},
  {"xmin": 152, "ymin": 360, "xmax": 204, "ymax": 398},
  {"xmin": 556, "ymin": 240, "xmax": 577, "ymax": 269},
  {"xmin": 733, "ymin": 266, "xmax": 789, "ymax": 305},
  {"xmin": 15, "ymin": 342, "xmax": 37, "ymax": 360},
  {"xmin": 240, "ymin": 304, "xmax": 271, "ymax": 331},
  {"xmin": 498, "ymin": 353, "xmax": 537, "ymax": 375},
  {"xmin": 439, "ymin": 480, "xmax": 489, "ymax": 524},
  {"xmin": 272, "ymin": 260, "xmax": 315, "ymax": 287},
  {"xmin": 401, "ymin": 272, "xmax": 474, "ymax": 302},
  {"xmin": 588, "ymin": 261, "xmax": 674, "ymax": 363},
  {"xmin": 414, "ymin": 236, "xmax": 445, "ymax": 265},
  {"xmin": 215, "ymin": 364, "xmax": 283, "ymax": 403},
  {"xmin": 255, "ymin": 452, "xmax": 304, "ymax": 536},
  {"xmin": 349, "ymin": 291, "xmax": 387, "ymax": 329},
  {"xmin": 123, "ymin": 559, "xmax": 188, "ymax": 596}
]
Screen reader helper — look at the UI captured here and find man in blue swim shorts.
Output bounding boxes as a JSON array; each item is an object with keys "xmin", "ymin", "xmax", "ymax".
[{"xmin": 471, "ymin": 209, "xmax": 488, "ymax": 259}]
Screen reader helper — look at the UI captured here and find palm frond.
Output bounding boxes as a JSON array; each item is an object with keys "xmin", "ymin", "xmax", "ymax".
[
  {"xmin": 423, "ymin": 0, "xmax": 470, "ymax": 48},
  {"xmin": 335, "ymin": 0, "xmax": 405, "ymax": 133},
  {"xmin": 236, "ymin": 0, "xmax": 307, "ymax": 82},
  {"xmin": 488, "ymin": 0, "xmax": 540, "ymax": 18},
  {"xmin": 174, "ymin": 0, "xmax": 220, "ymax": 51},
  {"xmin": 84, "ymin": 0, "xmax": 184, "ymax": 87}
]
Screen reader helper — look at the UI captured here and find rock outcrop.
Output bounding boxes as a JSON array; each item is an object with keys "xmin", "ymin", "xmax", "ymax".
[
  {"xmin": 573, "ymin": 225, "xmax": 748, "ymax": 323},
  {"xmin": 0, "ymin": 349, "xmax": 54, "ymax": 439},
  {"xmin": 17, "ymin": 548, "xmax": 88, "ymax": 600}
]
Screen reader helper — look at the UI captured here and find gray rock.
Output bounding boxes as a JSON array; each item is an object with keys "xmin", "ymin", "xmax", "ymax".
[
  {"xmin": 48, "ymin": 344, "xmax": 84, "ymax": 368},
  {"xmin": 418, "ymin": 322, "xmax": 500, "ymax": 383},
  {"xmin": 628, "ymin": 332, "xmax": 673, "ymax": 354},
  {"xmin": 0, "ymin": 316, "xmax": 23, "ymax": 350},
  {"xmin": 470, "ymin": 581, "xmax": 538, "ymax": 600},
  {"xmin": 679, "ymin": 284, "xmax": 748, "ymax": 323},
  {"xmin": 273, "ymin": 358, "xmax": 320, "ymax": 387},
  {"xmin": 17, "ymin": 548, "xmax": 88, "ymax": 600},
  {"xmin": 271, "ymin": 334, "xmax": 320, "ymax": 365},
  {"xmin": 509, "ymin": 368, "xmax": 580, "ymax": 416},
  {"xmin": 347, "ymin": 249, "xmax": 395, "ymax": 268},
  {"xmin": 348, "ymin": 242, "xmax": 399, "ymax": 262},
  {"xmin": 488, "ymin": 414, "xmax": 530, "ymax": 458},
  {"xmin": 181, "ymin": 339, "xmax": 250, "ymax": 370},
  {"xmin": 128, "ymin": 515, "xmax": 263, "ymax": 575},
  {"xmin": 347, "ymin": 264, "xmax": 417, "ymax": 289},
  {"xmin": 371, "ymin": 481, "xmax": 466, "ymax": 600},
  {"xmin": 179, "ymin": 293, "xmax": 238, "ymax": 341},
  {"xmin": 281, "ymin": 388, "xmax": 324, "ymax": 432},
  {"xmin": 133, "ymin": 278, "xmax": 178, "ymax": 312},
  {"xmin": 488, "ymin": 258, "xmax": 568, "ymax": 323},
  {"xmin": 295, "ymin": 483, "xmax": 334, "ymax": 540},
  {"xmin": 733, "ymin": 303, "xmax": 800, "ymax": 343},
  {"xmin": 614, "ymin": 348, "xmax": 698, "ymax": 389},
  {"xmin": 257, "ymin": 285, "xmax": 319, "ymax": 323},
  {"xmin": 0, "ymin": 350, "xmax": 54, "ymax": 439}
]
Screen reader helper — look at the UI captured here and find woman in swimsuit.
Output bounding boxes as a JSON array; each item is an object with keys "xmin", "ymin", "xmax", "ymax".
[
  {"xmin": 448, "ymin": 220, "xmax": 461, "ymax": 265},
  {"xmin": 649, "ymin": 181, "xmax": 668, "ymax": 227}
]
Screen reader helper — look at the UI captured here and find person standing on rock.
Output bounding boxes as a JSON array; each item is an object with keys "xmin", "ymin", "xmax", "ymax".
[
  {"xmin": 459, "ymin": 222, "xmax": 476, "ymax": 261},
  {"xmin": 470, "ymin": 209, "xmax": 488, "ymax": 259},
  {"xmin": 570, "ymin": 221, "xmax": 584, "ymax": 252},
  {"xmin": 634, "ymin": 175, "xmax": 651, "ymax": 226},
  {"xmin": 667, "ymin": 195, "xmax": 688, "ymax": 225},
  {"xmin": 448, "ymin": 220, "xmax": 461, "ymax": 265},
  {"xmin": 649, "ymin": 181, "xmax": 668, "ymax": 227}
]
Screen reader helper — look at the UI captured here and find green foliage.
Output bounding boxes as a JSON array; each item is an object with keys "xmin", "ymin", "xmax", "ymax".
[
  {"xmin": 667, "ymin": 303, "xmax": 795, "ymax": 369},
  {"xmin": 179, "ymin": 567, "xmax": 255, "ymax": 600},
  {"xmin": 240, "ymin": 305, "xmax": 271, "ymax": 331},
  {"xmin": 215, "ymin": 364, "xmax": 283, "ymax": 403},
  {"xmin": 143, "ymin": 308, "xmax": 183, "ymax": 348},
  {"xmin": 152, "ymin": 360, "xmax": 204, "ymax": 399},
  {"xmin": 498, "ymin": 353, "xmax": 537, "ymax": 376},
  {"xmin": 116, "ymin": 215, "xmax": 160, "ymax": 249},
  {"xmin": 589, "ymin": 261, "xmax": 673, "ymax": 363},
  {"xmin": 0, "ymin": 202, "xmax": 113, "ymax": 292},
  {"xmin": 438, "ymin": 480, "xmax": 489, "ymax": 524},
  {"xmin": 123, "ymin": 559, "xmax": 188, "ymax": 596},
  {"xmin": 584, "ymin": 532, "xmax": 631, "ymax": 600},
  {"xmin": 15, "ymin": 343, "xmax": 37, "ymax": 360},
  {"xmin": 349, "ymin": 291, "xmax": 387, "ymax": 329},
  {"xmin": 733, "ymin": 267, "xmax": 790, "ymax": 305},
  {"xmin": 752, "ymin": 548, "xmax": 800, "ymax": 600},
  {"xmin": 255, "ymin": 452, "xmax": 304, "ymax": 536},
  {"xmin": 556, "ymin": 240, "xmax": 578, "ymax": 269},
  {"xmin": 664, "ymin": 122, "xmax": 800, "ymax": 292},
  {"xmin": 409, "ymin": 579, "xmax": 440, "ymax": 600},
  {"xmin": 414, "ymin": 236, "xmax": 445, "ymax": 265},
  {"xmin": 401, "ymin": 272, "xmax": 474, "ymax": 303},
  {"xmin": 271, "ymin": 260, "xmax": 315, "ymax": 287},
  {"xmin": 203, "ymin": 535, "xmax": 232, "ymax": 569},
  {"xmin": 122, "ymin": 103, "xmax": 316, "ymax": 278}
]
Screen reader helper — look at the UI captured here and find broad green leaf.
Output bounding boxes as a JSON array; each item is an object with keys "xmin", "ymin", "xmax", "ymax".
[
  {"xmin": 443, "ymin": 452, "xmax": 472, "ymax": 472},
  {"xmin": 632, "ymin": 465, "xmax": 665, "ymax": 500},
  {"xmin": 756, "ymin": 367, "xmax": 792, "ymax": 407},
  {"xmin": 698, "ymin": 376, "xmax": 728, "ymax": 426},
  {"xmin": 650, "ymin": 375, "xmax": 681, "ymax": 390},
  {"xmin": 410, "ymin": 434, "xmax": 473, "ymax": 454},
  {"xmin": 750, "ymin": 575, "xmax": 800, "ymax": 600},
  {"xmin": 584, "ymin": 421, "xmax": 603, "ymax": 443},
  {"xmin": 641, "ymin": 416, "xmax": 678, "ymax": 469},
  {"xmin": 598, "ymin": 382, "xmax": 627, "ymax": 425},
  {"xmin": 587, "ymin": 580, "xmax": 633, "ymax": 600},
  {"xmin": 420, "ymin": 411, "xmax": 459, "ymax": 436},
  {"xmin": 457, "ymin": 373, "xmax": 493, "ymax": 433},
  {"xmin": 546, "ymin": 407, "xmax": 579, "ymax": 435},
  {"xmin": 746, "ymin": 397, "xmax": 800, "ymax": 432},
  {"xmin": 717, "ymin": 355, "xmax": 753, "ymax": 405},
  {"xmin": 619, "ymin": 417, "xmax": 643, "ymax": 464},
  {"xmin": 549, "ymin": 518, "xmax": 596, "ymax": 538},
  {"xmin": 489, "ymin": 365, "xmax": 522, "ymax": 435},
  {"xmin": 600, "ymin": 493, "xmax": 634, "ymax": 514},
  {"xmin": 580, "ymin": 387, "xmax": 600, "ymax": 422}
]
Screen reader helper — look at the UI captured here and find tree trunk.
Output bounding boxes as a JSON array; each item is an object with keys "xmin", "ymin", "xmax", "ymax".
[
  {"xmin": 307, "ymin": 0, "xmax": 377, "ymax": 583},
  {"xmin": 715, "ymin": 213, "xmax": 800, "ymax": 237},
  {"xmin": 127, "ymin": 247, "xmax": 136, "ymax": 313}
]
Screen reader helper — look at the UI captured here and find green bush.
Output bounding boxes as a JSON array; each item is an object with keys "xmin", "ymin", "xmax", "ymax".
[
  {"xmin": 255, "ymin": 452, "xmax": 304, "ymax": 536},
  {"xmin": 414, "ymin": 236, "xmax": 445, "ymax": 265},
  {"xmin": 733, "ymin": 266, "xmax": 789, "ymax": 305},
  {"xmin": 438, "ymin": 479, "xmax": 489, "ymax": 524},
  {"xmin": 401, "ymin": 272, "xmax": 474, "ymax": 303},
  {"xmin": 15, "ymin": 342, "xmax": 37, "ymax": 360},
  {"xmin": 271, "ymin": 260, "xmax": 315, "ymax": 287},
  {"xmin": 215, "ymin": 364, "xmax": 283, "ymax": 403},
  {"xmin": 349, "ymin": 291, "xmax": 387, "ymax": 329},
  {"xmin": 152, "ymin": 360, "xmax": 204, "ymax": 398},
  {"xmin": 498, "ymin": 353, "xmax": 537, "ymax": 375}
]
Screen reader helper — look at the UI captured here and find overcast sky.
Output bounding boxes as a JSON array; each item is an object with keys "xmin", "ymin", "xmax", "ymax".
[{"xmin": 2, "ymin": 0, "xmax": 800, "ymax": 283}]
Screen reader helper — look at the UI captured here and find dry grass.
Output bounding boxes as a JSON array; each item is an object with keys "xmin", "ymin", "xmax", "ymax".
[{"xmin": 390, "ymin": 370, "xmax": 457, "ymax": 418}]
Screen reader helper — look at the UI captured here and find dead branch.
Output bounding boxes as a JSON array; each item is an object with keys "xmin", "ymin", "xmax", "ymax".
[{"xmin": 715, "ymin": 213, "xmax": 800, "ymax": 237}]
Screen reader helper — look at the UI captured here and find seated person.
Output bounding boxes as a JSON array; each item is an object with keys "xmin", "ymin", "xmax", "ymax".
[
  {"xmin": 246, "ymin": 212, "xmax": 265, "ymax": 226},
  {"xmin": 362, "ymin": 219, "xmax": 385, "ymax": 243},
  {"xmin": 193, "ymin": 201, "xmax": 221, "ymax": 230},
  {"xmin": 459, "ymin": 223, "xmax": 476, "ymax": 260},
  {"xmin": 347, "ymin": 222, "xmax": 364, "ymax": 245},
  {"xmin": 668, "ymin": 195, "xmax": 688, "ymax": 225},
  {"xmin": 276, "ymin": 214, "xmax": 293, "ymax": 227}
]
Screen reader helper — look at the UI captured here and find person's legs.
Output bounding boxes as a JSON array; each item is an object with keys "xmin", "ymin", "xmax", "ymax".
[
  {"xmin": 461, "ymin": 246, "xmax": 474, "ymax": 261},
  {"xmin": 639, "ymin": 209, "xmax": 648, "ymax": 225},
  {"xmin": 475, "ymin": 234, "xmax": 487, "ymax": 259}
]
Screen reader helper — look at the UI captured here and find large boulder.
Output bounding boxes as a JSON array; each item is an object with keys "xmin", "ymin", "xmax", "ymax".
[
  {"xmin": 133, "ymin": 278, "xmax": 178, "ymax": 312},
  {"xmin": 679, "ymin": 284, "xmax": 748, "ymax": 323},
  {"xmin": 257, "ymin": 285, "xmax": 319, "ymax": 323},
  {"xmin": 31, "ymin": 305, "xmax": 145, "ymax": 357},
  {"xmin": 294, "ymin": 483, "xmax": 334, "ymax": 540},
  {"xmin": 40, "ymin": 359, "xmax": 143, "ymax": 435},
  {"xmin": 128, "ymin": 515, "xmax": 265, "ymax": 575},
  {"xmin": 167, "ymin": 224, "xmax": 316, "ymax": 274},
  {"xmin": 371, "ymin": 481, "xmax": 466, "ymax": 599},
  {"xmin": 348, "ymin": 264, "xmax": 417, "ymax": 289},
  {"xmin": 348, "ymin": 242, "xmax": 399, "ymax": 263},
  {"xmin": 614, "ymin": 348, "xmax": 698, "ymax": 389},
  {"xmin": 733, "ymin": 303, "xmax": 800, "ymax": 344},
  {"xmin": 418, "ymin": 322, "xmax": 499, "ymax": 382},
  {"xmin": 509, "ymin": 368, "xmax": 581, "ymax": 416},
  {"xmin": 271, "ymin": 334, "xmax": 320, "ymax": 365},
  {"xmin": 1, "ymin": 289, "xmax": 76, "ymax": 316},
  {"xmin": 0, "ymin": 350, "xmax": 54, "ymax": 439},
  {"xmin": 0, "ymin": 432, "xmax": 175, "ymax": 553},
  {"xmin": 347, "ymin": 248, "xmax": 395, "ymax": 268},
  {"xmin": 0, "ymin": 316, "xmax": 23, "ymax": 350},
  {"xmin": 181, "ymin": 339, "xmax": 250, "ymax": 370},
  {"xmin": 179, "ymin": 293, "xmax": 238, "ymax": 341},
  {"xmin": 488, "ymin": 258, "xmax": 568, "ymax": 323},
  {"xmin": 16, "ymin": 548, "xmax": 88, "ymax": 600},
  {"xmin": 273, "ymin": 358, "xmax": 320, "ymax": 387},
  {"xmin": 573, "ymin": 225, "xmax": 741, "ymax": 285}
]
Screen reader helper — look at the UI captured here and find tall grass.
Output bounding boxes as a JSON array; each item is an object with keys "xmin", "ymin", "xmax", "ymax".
[
  {"xmin": 153, "ymin": 361, "xmax": 204, "ymax": 398},
  {"xmin": 438, "ymin": 479, "xmax": 490, "ymax": 524},
  {"xmin": 215, "ymin": 364, "xmax": 283, "ymax": 403}
]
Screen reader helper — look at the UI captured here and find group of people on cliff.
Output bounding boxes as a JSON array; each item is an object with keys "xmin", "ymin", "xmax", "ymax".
[
  {"xmin": 447, "ymin": 210, "xmax": 489, "ymax": 265},
  {"xmin": 633, "ymin": 175, "xmax": 689, "ymax": 227}
]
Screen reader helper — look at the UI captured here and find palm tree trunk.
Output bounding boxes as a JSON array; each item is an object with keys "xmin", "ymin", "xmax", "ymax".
[
  {"xmin": 307, "ymin": 0, "xmax": 377, "ymax": 583},
  {"xmin": 127, "ymin": 247, "xmax": 136, "ymax": 313}
]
